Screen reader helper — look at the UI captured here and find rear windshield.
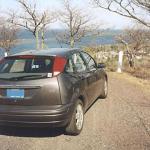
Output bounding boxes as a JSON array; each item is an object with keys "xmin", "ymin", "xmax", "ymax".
[{"xmin": 0, "ymin": 56, "xmax": 53, "ymax": 74}]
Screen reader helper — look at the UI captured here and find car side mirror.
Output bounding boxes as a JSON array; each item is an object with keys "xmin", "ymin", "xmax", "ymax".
[{"xmin": 97, "ymin": 63, "xmax": 106, "ymax": 68}]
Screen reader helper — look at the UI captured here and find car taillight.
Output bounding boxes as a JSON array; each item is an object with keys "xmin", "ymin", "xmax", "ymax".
[{"xmin": 53, "ymin": 56, "xmax": 67, "ymax": 76}]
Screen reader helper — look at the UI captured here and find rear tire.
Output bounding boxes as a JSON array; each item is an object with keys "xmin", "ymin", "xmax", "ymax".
[
  {"xmin": 100, "ymin": 78, "xmax": 108, "ymax": 99},
  {"xmin": 65, "ymin": 100, "xmax": 84, "ymax": 135}
]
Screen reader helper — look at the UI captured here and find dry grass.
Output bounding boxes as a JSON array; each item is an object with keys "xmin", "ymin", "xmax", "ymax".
[
  {"xmin": 124, "ymin": 67, "xmax": 150, "ymax": 80},
  {"xmin": 123, "ymin": 56, "xmax": 150, "ymax": 80},
  {"xmin": 84, "ymin": 46, "xmax": 150, "ymax": 80},
  {"xmin": 109, "ymin": 72, "xmax": 150, "ymax": 93}
]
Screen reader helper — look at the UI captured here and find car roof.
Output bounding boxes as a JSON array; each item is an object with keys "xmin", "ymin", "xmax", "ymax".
[{"xmin": 11, "ymin": 48, "xmax": 81, "ymax": 57}]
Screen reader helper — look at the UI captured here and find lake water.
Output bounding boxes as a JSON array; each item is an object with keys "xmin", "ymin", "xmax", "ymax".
[{"xmin": 0, "ymin": 29, "xmax": 120, "ymax": 57}]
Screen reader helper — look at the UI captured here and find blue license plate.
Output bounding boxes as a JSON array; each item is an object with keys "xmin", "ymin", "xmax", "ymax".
[{"xmin": 7, "ymin": 89, "xmax": 24, "ymax": 98}]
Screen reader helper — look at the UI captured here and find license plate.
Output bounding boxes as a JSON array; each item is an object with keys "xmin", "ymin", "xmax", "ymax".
[{"xmin": 7, "ymin": 89, "xmax": 24, "ymax": 98}]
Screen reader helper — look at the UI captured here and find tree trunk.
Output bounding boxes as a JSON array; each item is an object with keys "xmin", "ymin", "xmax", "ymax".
[
  {"xmin": 35, "ymin": 29, "xmax": 39, "ymax": 50},
  {"xmin": 127, "ymin": 53, "xmax": 135, "ymax": 68},
  {"xmin": 125, "ymin": 45, "xmax": 135, "ymax": 68},
  {"xmin": 41, "ymin": 28, "xmax": 45, "ymax": 49},
  {"xmin": 70, "ymin": 37, "xmax": 74, "ymax": 48}
]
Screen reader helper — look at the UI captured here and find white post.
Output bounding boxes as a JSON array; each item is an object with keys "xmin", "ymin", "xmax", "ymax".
[
  {"xmin": 117, "ymin": 51, "xmax": 123, "ymax": 73},
  {"xmin": 4, "ymin": 52, "xmax": 8, "ymax": 57}
]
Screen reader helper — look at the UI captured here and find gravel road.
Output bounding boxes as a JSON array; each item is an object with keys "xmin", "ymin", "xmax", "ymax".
[{"xmin": 0, "ymin": 73, "xmax": 150, "ymax": 150}]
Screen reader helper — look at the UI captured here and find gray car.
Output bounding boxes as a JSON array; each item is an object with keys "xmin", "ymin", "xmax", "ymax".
[{"xmin": 0, "ymin": 48, "xmax": 108, "ymax": 135}]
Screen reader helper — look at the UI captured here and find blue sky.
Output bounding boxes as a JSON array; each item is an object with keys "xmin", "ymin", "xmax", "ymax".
[{"xmin": 0, "ymin": 0, "xmax": 133, "ymax": 29}]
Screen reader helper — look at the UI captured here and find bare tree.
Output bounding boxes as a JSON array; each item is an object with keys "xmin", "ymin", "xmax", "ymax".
[
  {"xmin": 39, "ymin": 10, "xmax": 56, "ymax": 49},
  {"xmin": 133, "ymin": 0, "xmax": 150, "ymax": 12},
  {"xmin": 93, "ymin": 0, "xmax": 150, "ymax": 28},
  {"xmin": 0, "ymin": 26, "xmax": 18, "ymax": 53},
  {"xmin": 117, "ymin": 26, "xmax": 150, "ymax": 67},
  {"xmin": 58, "ymin": 0, "xmax": 101, "ymax": 48},
  {"xmin": 9, "ymin": 0, "xmax": 56, "ymax": 49},
  {"xmin": 0, "ymin": 17, "xmax": 18, "ymax": 55}
]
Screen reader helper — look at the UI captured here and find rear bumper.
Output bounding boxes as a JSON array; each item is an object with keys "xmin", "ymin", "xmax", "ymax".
[{"xmin": 0, "ymin": 103, "xmax": 75, "ymax": 127}]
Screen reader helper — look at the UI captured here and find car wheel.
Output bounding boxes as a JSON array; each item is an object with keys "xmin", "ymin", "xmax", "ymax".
[
  {"xmin": 65, "ymin": 100, "xmax": 84, "ymax": 135},
  {"xmin": 100, "ymin": 78, "xmax": 108, "ymax": 99}
]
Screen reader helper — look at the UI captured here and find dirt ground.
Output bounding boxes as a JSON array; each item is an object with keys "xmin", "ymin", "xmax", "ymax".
[{"xmin": 0, "ymin": 72, "xmax": 150, "ymax": 150}]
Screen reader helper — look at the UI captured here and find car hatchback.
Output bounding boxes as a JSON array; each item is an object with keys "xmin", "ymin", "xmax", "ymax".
[{"xmin": 0, "ymin": 48, "xmax": 108, "ymax": 135}]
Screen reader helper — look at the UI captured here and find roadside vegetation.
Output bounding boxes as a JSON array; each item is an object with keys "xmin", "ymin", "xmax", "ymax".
[
  {"xmin": 84, "ymin": 41, "xmax": 150, "ymax": 80},
  {"xmin": 89, "ymin": 0, "xmax": 150, "ymax": 80}
]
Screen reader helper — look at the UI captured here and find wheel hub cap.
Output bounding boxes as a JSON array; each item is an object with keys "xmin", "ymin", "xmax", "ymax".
[
  {"xmin": 104, "ymin": 80, "xmax": 108, "ymax": 95},
  {"xmin": 75, "ymin": 104, "xmax": 84, "ymax": 130}
]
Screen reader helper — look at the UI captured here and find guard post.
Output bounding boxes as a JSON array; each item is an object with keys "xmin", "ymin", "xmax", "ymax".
[{"xmin": 117, "ymin": 51, "xmax": 123, "ymax": 73}]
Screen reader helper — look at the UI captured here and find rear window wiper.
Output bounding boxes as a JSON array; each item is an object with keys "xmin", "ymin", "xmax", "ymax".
[{"xmin": 9, "ymin": 74, "xmax": 47, "ymax": 80}]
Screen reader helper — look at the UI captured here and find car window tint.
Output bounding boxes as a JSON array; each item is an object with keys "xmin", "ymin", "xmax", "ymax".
[
  {"xmin": 0, "ymin": 60, "xmax": 12, "ymax": 73},
  {"xmin": 10, "ymin": 59, "xmax": 25, "ymax": 73},
  {"xmin": 72, "ymin": 53, "xmax": 86, "ymax": 72},
  {"xmin": 81, "ymin": 52, "xmax": 96, "ymax": 71},
  {"xmin": 31, "ymin": 58, "xmax": 51, "ymax": 73},
  {"xmin": 0, "ymin": 57, "xmax": 53, "ymax": 73}
]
